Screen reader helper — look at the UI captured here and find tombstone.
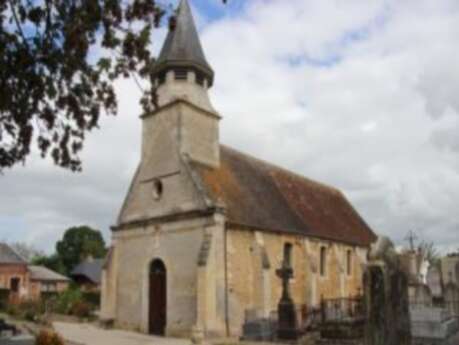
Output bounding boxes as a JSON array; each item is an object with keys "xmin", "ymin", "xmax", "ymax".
[
  {"xmin": 413, "ymin": 284, "xmax": 432, "ymax": 307},
  {"xmin": 444, "ymin": 282, "xmax": 459, "ymax": 318},
  {"xmin": 410, "ymin": 305, "xmax": 459, "ymax": 341},
  {"xmin": 363, "ymin": 237, "xmax": 411, "ymax": 345},
  {"xmin": 275, "ymin": 259, "xmax": 298, "ymax": 340},
  {"xmin": 426, "ymin": 265, "xmax": 443, "ymax": 302}
]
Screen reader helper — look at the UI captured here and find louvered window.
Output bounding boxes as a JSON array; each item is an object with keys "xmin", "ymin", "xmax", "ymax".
[
  {"xmin": 158, "ymin": 72, "xmax": 166, "ymax": 85},
  {"xmin": 174, "ymin": 68, "xmax": 188, "ymax": 80},
  {"xmin": 196, "ymin": 72, "xmax": 205, "ymax": 86}
]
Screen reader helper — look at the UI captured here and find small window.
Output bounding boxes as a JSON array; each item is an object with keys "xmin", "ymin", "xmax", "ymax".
[
  {"xmin": 320, "ymin": 247, "xmax": 327, "ymax": 276},
  {"xmin": 196, "ymin": 72, "xmax": 205, "ymax": 86},
  {"xmin": 346, "ymin": 250, "xmax": 352, "ymax": 276},
  {"xmin": 152, "ymin": 179, "xmax": 163, "ymax": 200},
  {"xmin": 174, "ymin": 68, "xmax": 188, "ymax": 80},
  {"xmin": 284, "ymin": 243, "xmax": 293, "ymax": 268}
]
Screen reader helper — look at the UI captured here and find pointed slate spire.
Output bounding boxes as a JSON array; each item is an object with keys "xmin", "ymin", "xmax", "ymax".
[{"xmin": 153, "ymin": 0, "xmax": 214, "ymax": 86}]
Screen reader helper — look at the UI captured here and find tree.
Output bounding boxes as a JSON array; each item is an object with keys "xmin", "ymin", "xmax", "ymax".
[
  {"xmin": 56, "ymin": 226, "xmax": 106, "ymax": 274},
  {"xmin": 9, "ymin": 241, "xmax": 45, "ymax": 262},
  {"xmin": 417, "ymin": 240, "xmax": 440, "ymax": 267},
  {"xmin": 0, "ymin": 0, "xmax": 227, "ymax": 172}
]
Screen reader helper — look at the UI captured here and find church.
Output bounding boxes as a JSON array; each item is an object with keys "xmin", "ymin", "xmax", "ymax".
[{"xmin": 101, "ymin": 0, "xmax": 376, "ymax": 338}]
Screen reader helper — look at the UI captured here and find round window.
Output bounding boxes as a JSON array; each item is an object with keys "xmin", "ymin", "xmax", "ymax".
[{"xmin": 152, "ymin": 179, "xmax": 163, "ymax": 200}]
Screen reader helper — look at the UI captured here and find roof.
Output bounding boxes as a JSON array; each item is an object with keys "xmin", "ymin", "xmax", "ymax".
[
  {"xmin": 154, "ymin": 0, "xmax": 214, "ymax": 82},
  {"xmin": 71, "ymin": 259, "xmax": 104, "ymax": 284},
  {"xmin": 28, "ymin": 265, "xmax": 70, "ymax": 282},
  {"xmin": 193, "ymin": 146, "xmax": 376, "ymax": 247},
  {"xmin": 0, "ymin": 243, "xmax": 27, "ymax": 264}
]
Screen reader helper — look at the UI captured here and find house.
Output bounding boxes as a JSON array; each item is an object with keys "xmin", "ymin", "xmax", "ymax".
[
  {"xmin": 71, "ymin": 258, "xmax": 104, "ymax": 292},
  {"xmin": 0, "ymin": 243, "xmax": 28, "ymax": 303},
  {"xmin": 0, "ymin": 243, "xmax": 70, "ymax": 302},
  {"xmin": 101, "ymin": 0, "xmax": 376, "ymax": 338},
  {"xmin": 28, "ymin": 265, "xmax": 69, "ymax": 299}
]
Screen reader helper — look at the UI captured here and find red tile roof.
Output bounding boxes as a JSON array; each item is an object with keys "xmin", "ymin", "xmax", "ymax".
[{"xmin": 193, "ymin": 146, "xmax": 376, "ymax": 247}]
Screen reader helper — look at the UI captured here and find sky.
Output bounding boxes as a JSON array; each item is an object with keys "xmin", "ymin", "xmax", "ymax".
[{"xmin": 1, "ymin": 0, "xmax": 459, "ymax": 254}]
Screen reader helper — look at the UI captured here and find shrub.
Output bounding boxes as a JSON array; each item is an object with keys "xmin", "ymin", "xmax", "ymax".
[
  {"xmin": 35, "ymin": 330, "xmax": 65, "ymax": 345},
  {"xmin": 55, "ymin": 287, "xmax": 82, "ymax": 315},
  {"xmin": 5, "ymin": 303, "xmax": 20, "ymax": 317},
  {"xmin": 20, "ymin": 300, "xmax": 43, "ymax": 321},
  {"xmin": 70, "ymin": 300, "xmax": 92, "ymax": 318},
  {"xmin": 82, "ymin": 291, "xmax": 100, "ymax": 307},
  {"xmin": 0, "ymin": 288, "xmax": 9, "ymax": 310},
  {"xmin": 5, "ymin": 300, "xmax": 45, "ymax": 321}
]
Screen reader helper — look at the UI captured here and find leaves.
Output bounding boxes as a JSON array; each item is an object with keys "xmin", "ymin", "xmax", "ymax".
[
  {"xmin": 56, "ymin": 226, "xmax": 107, "ymax": 275},
  {"xmin": 0, "ymin": 0, "xmax": 165, "ymax": 172},
  {"xmin": 0, "ymin": 0, "xmax": 227, "ymax": 172}
]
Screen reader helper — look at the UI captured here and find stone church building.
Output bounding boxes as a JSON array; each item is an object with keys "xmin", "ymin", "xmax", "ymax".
[{"xmin": 101, "ymin": 0, "xmax": 376, "ymax": 338}]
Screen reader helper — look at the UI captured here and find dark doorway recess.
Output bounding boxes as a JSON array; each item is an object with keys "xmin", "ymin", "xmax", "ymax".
[{"xmin": 149, "ymin": 259, "xmax": 167, "ymax": 336}]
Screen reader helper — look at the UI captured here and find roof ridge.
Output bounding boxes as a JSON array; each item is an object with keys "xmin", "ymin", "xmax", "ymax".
[
  {"xmin": 220, "ymin": 145, "xmax": 341, "ymax": 195},
  {"xmin": 0, "ymin": 242, "xmax": 27, "ymax": 263}
]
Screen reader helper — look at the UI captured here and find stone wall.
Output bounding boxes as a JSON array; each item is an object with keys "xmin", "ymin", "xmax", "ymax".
[
  {"xmin": 226, "ymin": 227, "xmax": 368, "ymax": 337},
  {"xmin": 105, "ymin": 215, "xmax": 225, "ymax": 337}
]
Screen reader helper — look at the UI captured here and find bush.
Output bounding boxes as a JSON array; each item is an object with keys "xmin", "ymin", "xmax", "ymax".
[
  {"xmin": 70, "ymin": 300, "xmax": 92, "ymax": 318},
  {"xmin": 0, "ymin": 288, "xmax": 9, "ymax": 310},
  {"xmin": 5, "ymin": 303, "xmax": 20, "ymax": 317},
  {"xmin": 5, "ymin": 300, "xmax": 45, "ymax": 321},
  {"xmin": 35, "ymin": 330, "xmax": 65, "ymax": 345},
  {"xmin": 19, "ymin": 300, "xmax": 44, "ymax": 321},
  {"xmin": 82, "ymin": 291, "xmax": 100, "ymax": 307},
  {"xmin": 55, "ymin": 287, "xmax": 82, "ymax": 315}
]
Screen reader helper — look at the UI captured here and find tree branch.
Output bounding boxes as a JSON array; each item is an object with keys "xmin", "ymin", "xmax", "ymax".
[{"xmin": 7, "ymin": 0, "xmax": 31, "ymax": 52}]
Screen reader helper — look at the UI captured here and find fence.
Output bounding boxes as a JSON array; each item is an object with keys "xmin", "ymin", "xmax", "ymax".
[{"xmin": 243, "ymin": 296, "xmax": 365, "ymax": 341}]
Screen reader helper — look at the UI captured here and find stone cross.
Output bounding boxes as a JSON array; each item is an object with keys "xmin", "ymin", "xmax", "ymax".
[
  {"xmin": 275, "ymin": 259, "xmax": 298, "ymax": 340},
  {"xmin": 276, "ymin": 260, "xmax": 293, "ymax": 302}
]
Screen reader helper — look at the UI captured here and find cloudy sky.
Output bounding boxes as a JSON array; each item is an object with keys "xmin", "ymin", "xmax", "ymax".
[{"xmin": 1, "ymin": 0, "xmax": 458, "ymax": 254}]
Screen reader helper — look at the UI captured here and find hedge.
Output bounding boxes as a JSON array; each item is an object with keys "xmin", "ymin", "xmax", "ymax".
[
  {"xmin": 82, "ymin": 292, "xmax": 100, "ymax": 306},
  {"xmin": 0, "ymin": 288, "xmax": 9, "ymax": 310}
]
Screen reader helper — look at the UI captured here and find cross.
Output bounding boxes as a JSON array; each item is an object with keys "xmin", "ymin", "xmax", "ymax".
[
  {"xmin": 405, "ymin": 230, "xmax": 418, "ymax": 252},
  {"xmin": 276, "ymin": 260, "xmax": 294, "ymax": 301}
]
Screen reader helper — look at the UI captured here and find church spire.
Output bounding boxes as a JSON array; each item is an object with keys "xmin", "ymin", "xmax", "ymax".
[{"xmin": 153, "ymin": 0, "xmax": 214, "ymax": 87}]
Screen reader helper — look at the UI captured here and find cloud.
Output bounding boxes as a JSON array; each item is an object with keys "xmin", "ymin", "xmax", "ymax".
[{"xmin": 1, "ymin": 0, "xmax": 458, "ymax": 254}]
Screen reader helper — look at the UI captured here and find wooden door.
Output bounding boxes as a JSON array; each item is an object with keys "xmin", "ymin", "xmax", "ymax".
[{"xmin": 149, "ymin": 259, "xmax": 167, "ymax": 335}]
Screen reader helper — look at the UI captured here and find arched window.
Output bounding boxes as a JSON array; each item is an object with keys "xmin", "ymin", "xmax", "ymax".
[
  {"xmin": 320, "ymin": 246, "xmax": 327, "ymax": 276},
  {"xmin": 346, "ymin": 250, "xmax": 352, "ymax": 276},
  {"xmin": 284, "ymin": 243, "xmax": 293, "ymax": 267}
]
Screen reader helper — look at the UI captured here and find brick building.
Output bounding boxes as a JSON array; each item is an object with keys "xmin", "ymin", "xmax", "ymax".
[{"xmin": 0, "ymin": 243, "xmax": 69, "ymax": 302}]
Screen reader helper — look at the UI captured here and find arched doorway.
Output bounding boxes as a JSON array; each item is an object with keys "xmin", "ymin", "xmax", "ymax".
[{"xmin": 149, "ymin": 259, "xmax": 167, "ymax": 335}]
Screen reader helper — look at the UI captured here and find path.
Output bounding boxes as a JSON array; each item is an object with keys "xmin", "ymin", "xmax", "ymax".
[{"xmin": 53, "ymin": 322, "xmax": 191, "ymax": 345}]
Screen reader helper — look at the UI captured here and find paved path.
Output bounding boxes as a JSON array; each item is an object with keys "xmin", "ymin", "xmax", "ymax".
[{"xmin": 53, "ymin": 322, "xmax": 191, "ymax": 345}]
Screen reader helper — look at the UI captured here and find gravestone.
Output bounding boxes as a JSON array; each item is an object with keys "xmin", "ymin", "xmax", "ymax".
[
  {"xmin": 275, "ymin": 259, "xmax": 298, "ymax": 340},
  {"xmin": 363, "ymin": 237, "xmax": 411, "ymax": 345},
  {"xmin": 444, "ymin": 283, "xmax": 459, "ymax": 318},
  {"xmin": 413, "ymin": 284, "xmax": 433, "ymax": 307},
  {"xmin": 427, "ymin": 265, "xmax": 443, "ymax": 301},
  {"xmin": 410, "ymin": 305, "xmax": 459, "ymax": 341}
]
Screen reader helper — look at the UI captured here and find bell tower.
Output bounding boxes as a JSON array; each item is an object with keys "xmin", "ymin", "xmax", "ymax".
[{"xmin": 142, "ymin": 0, "xmax": 220, "ymax": 168}]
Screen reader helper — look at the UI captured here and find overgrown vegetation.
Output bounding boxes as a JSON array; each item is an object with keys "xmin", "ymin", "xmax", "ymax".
[
  {"xmin": 3, "ymin": 286, "xmax": 99, "ymax": 322},
  {"xmin": 0, "ymin": 288, "xmax": 9, "ymax": 311},
  {"xmin": 36, "ymin": 330, "xmax": 65, "ymax": 345}
]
